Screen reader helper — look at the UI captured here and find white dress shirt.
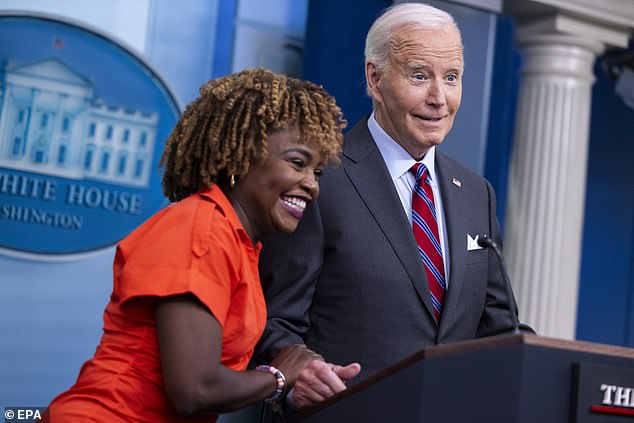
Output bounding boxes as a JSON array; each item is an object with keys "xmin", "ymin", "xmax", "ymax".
[{"xmin": 367, "ymin": 113, "xmax": 450, "ymax": 285}]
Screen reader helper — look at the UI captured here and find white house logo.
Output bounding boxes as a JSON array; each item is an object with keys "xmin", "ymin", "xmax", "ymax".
[
  {"xmin": 0, "ymin": 15, "xmax": 180, "ymax": 255},
  {"xmin": 0, "ymin": 58, "xmax": 157, "ymax": 188}
]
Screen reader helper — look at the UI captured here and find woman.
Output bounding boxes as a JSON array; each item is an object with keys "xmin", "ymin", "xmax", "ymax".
[{"xmin": 44, "ymin": 68, "xmax": 347, "ymax": 422}]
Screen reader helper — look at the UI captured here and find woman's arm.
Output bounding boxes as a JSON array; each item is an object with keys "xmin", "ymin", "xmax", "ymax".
[{"xmin": 156, "ymin": 294, "xmax": 318, "ymax": 415}]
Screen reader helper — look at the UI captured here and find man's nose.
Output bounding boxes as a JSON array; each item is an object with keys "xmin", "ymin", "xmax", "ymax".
[{"xmin": 426, "ymin": 79, "xmax": 446, "ymax": 107}]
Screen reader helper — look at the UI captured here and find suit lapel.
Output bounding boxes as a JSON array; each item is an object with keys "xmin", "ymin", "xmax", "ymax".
[
  {"xmin": 435, "ymin": 152, "xmax": 469, "ymax": 334},
  {"xmin": 343, "ymin": 120, "xmax": 437, "ymax": 321}
]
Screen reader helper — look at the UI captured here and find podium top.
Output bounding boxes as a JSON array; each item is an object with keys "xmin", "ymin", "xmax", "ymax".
[
  {"xmin": 425, "ymin": 333, "xmax": 634, "ymax": 360},
  {"xmin": 288, "ymin": 333, "xmax": 634, "ymax": 422},
  {"xmin": 355, "ymin": 333, "xmax": 634, "ymax": 394}
]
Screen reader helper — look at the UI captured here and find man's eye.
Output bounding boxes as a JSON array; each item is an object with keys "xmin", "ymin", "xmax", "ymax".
[
  {"xmin": 314, "ymin": 169, "xmax": 323, "ymax": 178},
  {"xmin": 414, "ymin": 74, "xmax": 425, "ymax": 81},
  {"xmin": 447, "ymin": 74, "xmax": 458, "ymax": 82}
]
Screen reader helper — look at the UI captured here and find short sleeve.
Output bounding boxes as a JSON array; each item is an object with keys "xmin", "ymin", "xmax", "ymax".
[{"xmin": 113, "ymin": 195, "xmax": 242, "ymax": 327}]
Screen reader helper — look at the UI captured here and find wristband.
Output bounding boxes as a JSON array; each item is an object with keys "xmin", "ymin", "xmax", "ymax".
[{"xmin": 256, "ymin": 365, "xmax": 286, "ymax": 402}]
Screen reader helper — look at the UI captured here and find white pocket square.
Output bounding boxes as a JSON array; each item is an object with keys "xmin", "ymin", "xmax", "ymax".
[{"xmin": 467, "ymin": 234, "xmax": 482, "ymax": 251}]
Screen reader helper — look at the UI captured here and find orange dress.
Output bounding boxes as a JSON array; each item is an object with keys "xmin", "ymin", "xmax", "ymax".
[{"xmin": 45, "ymin": 187, "xmax": 266, "ymax": 422}]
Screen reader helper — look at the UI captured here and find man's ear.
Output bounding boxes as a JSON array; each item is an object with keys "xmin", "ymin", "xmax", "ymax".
[{"xmin": 365, "ymin": 61, "xmax": 382, "ymax": 102}]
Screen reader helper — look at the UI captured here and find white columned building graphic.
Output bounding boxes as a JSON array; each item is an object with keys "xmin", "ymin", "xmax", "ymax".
[{"xmin": 0, "ymin": 58, "xmax": 158, "ymax": 188}]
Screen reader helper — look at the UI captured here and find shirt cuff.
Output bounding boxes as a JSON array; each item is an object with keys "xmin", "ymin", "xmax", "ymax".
[{"xmin": 285, "ymin": 386, "xmax": 300, "ymax": 411}]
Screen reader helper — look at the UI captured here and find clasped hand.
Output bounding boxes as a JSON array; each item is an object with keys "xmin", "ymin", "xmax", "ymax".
[{"xmin": 271, "ymin": 344, "xmax": 361, "ymax": 409}]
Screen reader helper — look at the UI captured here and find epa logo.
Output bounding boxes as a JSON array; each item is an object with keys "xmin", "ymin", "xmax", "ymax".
[{"xmin": 4, "ymin": 407, "xmax": 45, "ymax": 421}]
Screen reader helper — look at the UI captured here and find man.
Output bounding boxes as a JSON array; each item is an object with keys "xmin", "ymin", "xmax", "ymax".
[{"xmin": 254, "ymin": 2, "xmax": 524, "ymax": 411}]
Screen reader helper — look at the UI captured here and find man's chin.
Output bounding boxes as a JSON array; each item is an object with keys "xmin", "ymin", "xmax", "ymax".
[
  {"xmin": 410, "ymin": 135, "xmax": 446, "ymax": 153},
  {"xmin": 419, "ymin": 133, "xmax": 447, "ymax": 147}
]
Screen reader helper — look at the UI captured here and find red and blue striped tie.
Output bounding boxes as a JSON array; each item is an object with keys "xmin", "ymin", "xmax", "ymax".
[{"xmin": 410, "ymin": 163, "xmax": 446, "ymax": 322}]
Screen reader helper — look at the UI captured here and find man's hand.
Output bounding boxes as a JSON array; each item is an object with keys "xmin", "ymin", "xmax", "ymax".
[
  {"xmin": 289, "ymin": 359, "xmax": 361, "ymax": 409},
  {"xmin": 270, "ymin": 344, "xmax": 324, "ymax": 387}
]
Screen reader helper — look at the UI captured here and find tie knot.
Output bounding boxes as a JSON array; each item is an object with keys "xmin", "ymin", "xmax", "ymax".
[{"xmin": 409, "ymin": 163, "xmax": 429, "ymax": 183}]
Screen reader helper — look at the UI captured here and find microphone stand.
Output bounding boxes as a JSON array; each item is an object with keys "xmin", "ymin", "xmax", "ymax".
[{"xmin": 477, "ymin": 235, "xmax": 521, "ymax": 334}]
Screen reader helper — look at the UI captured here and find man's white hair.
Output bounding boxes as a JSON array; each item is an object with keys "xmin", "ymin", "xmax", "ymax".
[{"xmin": 365, "ymin": 2, "xmax": 463, "ymax": 75}]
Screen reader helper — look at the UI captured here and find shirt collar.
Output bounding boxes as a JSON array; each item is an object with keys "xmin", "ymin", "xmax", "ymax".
[
  {"xmin": 198, "ymin": 185, "xmax": 262, "ymax": 253},
  {"xmin": 367, "ymin": 112, "xmax": 438, "ymax": 183}
]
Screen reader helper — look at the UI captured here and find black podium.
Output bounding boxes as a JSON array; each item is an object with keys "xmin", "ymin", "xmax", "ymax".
[{"xmin": 289, "ymin": 333, "xmax": 634, "ymax": 423}]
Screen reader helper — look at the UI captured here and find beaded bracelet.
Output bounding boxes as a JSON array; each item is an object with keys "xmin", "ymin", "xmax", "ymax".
[{"xmin": 255, "ymin": 365, "xmax": 286, "ymax": 402}]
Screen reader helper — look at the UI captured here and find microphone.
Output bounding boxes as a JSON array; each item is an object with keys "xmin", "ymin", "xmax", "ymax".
[{"xmin": 477, "ymin": 235, "xmax": 521, "ymax": 333}]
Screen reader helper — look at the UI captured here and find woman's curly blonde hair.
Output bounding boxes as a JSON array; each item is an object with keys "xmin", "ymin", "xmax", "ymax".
[{"xmin": 160, "ymin": 68, "xmax": 346, "ymax": 202}]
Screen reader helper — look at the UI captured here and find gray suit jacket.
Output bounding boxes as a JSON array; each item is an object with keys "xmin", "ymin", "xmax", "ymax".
[{"xmin": 254, "ymin": 117, "xmax": 518, "ymax": 382}]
